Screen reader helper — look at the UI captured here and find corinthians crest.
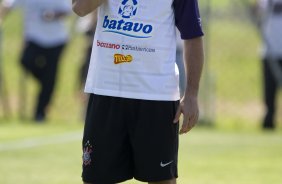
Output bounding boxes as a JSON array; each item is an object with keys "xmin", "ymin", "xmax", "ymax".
[
  {"xmin": 83, "ymin": 140, "xmax": 93, "ymax": 166},
  {"xmin": 118, "ymin": 0, "xmax": 138, "ymax": 19}
]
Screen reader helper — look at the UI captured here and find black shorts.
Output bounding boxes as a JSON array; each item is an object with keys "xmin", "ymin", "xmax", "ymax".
[{"xmin": 82, "ymin": 94, "xmax": 179, "ymax": 183}]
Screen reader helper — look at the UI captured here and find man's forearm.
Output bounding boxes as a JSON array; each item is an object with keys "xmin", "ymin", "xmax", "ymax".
[
  {"xmin": 72, "ymin": 0, "xmax": 104, "ymax": 17},
  {"xmin": 183, "ymin": 37, "xmax": 204, "ymax": 97}
]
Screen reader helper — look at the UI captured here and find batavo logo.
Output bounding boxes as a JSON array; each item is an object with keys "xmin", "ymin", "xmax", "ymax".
[
  {"xmin": 102, "ymin": 0, "xmax": 153, "ymax": 39},
  {"xmin": 114, "ymin": 54, "xmax": 133, "ymax": 64},
  {"xmin": 118, "ymin": 0, "xmax": 138, "ymax": 19}
]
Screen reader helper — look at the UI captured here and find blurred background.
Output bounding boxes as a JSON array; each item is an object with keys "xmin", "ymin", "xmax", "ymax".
[{"xmin": 0, "ymin": 0, "xmax": 281, "ymax": 184}]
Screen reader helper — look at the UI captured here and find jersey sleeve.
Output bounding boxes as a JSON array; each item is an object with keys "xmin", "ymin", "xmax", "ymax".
[{"xmin": 173, "ymin": 0, "xmax": 204, "ymax": 39}]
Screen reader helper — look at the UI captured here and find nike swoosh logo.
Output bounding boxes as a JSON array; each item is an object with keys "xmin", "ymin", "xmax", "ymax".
[{"xmin": 160, "ymin": 160, "xmax": 173, "ymax": 167}]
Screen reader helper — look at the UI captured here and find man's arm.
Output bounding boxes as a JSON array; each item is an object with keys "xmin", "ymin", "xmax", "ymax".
[
  {"xmin": 174, "ymin": 36, "xmax": 204, "ymax": 134},
  {"xmin": 249, "ymin": 0, "xmax": 265, "ymax": 28},
  {"xmin": 72, "ymin": 0, "xmax": 104, "ymax": 17},
  {"xmin": 0, "ymin": 4, "xmax": 11, "ymax": 26},
  {"xmin": 41, "ymin": 10, "xmax": 71, "ymax": 22}
]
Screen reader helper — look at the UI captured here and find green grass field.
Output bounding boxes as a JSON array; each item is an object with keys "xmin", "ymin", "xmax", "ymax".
[
  {"xmin": 0, "ymin": 1, "xmax": 282, "ymax": 184},
  {"xmin": 1, "ymin": 122, "xmax": 282, "ymax": 184}
]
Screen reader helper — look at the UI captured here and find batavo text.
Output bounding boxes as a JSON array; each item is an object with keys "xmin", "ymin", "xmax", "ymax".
[{"xmin": 103, "ymin": 16, "xmax": 153, "ymax": 35}]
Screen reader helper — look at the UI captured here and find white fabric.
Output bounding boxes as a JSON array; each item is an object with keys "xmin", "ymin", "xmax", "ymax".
[
  {"xmin": 76, "ymin": 13, "xmax": 94, "ymax": 33},
  {"xmin": 259, "ymin": 0, "xmax": 282, "ymax": 57},
  {"xmin": 2, "ymin": 0, "xmax": 71, "ymax": 47},
  {"xmin": 85, "ymin": 0, "xmax": 180, "ymax": 101}
]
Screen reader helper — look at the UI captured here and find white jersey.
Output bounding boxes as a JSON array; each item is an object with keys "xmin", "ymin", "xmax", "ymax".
[
  {"xmin": 2, "ymin": 0, "xmax": 71, "ymax": 47},
  {"xmin": 259, "ymin": 0, "xmax": 282, "ymax": 57},
  {"xmin": 85, "ymin": 0, "xmax": 179, "ymax": 101}
]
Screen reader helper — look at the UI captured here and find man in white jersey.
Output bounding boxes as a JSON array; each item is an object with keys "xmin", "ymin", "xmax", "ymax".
[
  {"xmin": 0, "ymin": 0, "xmax": 71, "ymax": 122},
  {"xmin": 73, "ymin": 0, "xmax": 204, "ymax": 183},
  {"xmin": 254, "ymin": 0, "xmax": 282, "ymax": 130}
]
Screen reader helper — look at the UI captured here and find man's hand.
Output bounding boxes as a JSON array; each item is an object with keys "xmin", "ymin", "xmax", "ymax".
[
  {"xmin": 41, "ymin": 10, "xmax": 70, "ymax": 22},
  {"xmin": 42, "ymin": 10, "xmax": 56, "ymax": 22},
  {"xmin": 72, "ymin": 0, "xmax": 103, "ymax": 17},
  {"xmin": 174, "ymin": 95, "xmax": 199, "ymax": 134}
]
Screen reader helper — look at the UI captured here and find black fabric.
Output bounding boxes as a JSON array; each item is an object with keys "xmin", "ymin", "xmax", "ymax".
[
  {"xmin": 82, "ymin": 94, "xmax": 179, "ymax": 183},
  {"xmin": 20, "ymin": 41, "xmax": 65, "ymax": 120},
  {"xmin": 262, "ymin": 57, "xmax": 282, "ymax": 129}
]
